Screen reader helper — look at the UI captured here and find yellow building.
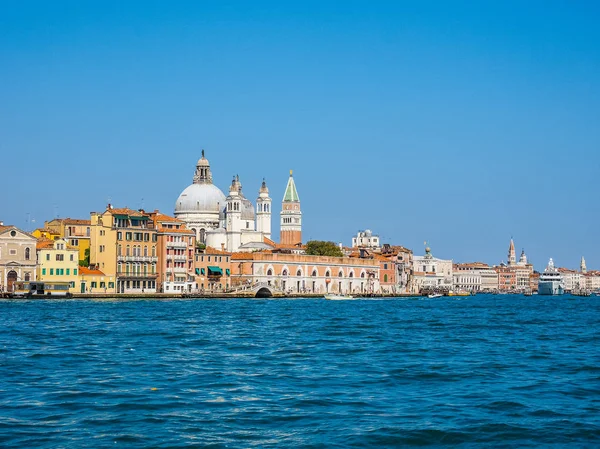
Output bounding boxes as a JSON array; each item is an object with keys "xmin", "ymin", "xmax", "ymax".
[
  {"xmin": 90, "ymin": 205, "xmax": 158, "ymax": 294},
  {"xmin": 36, "ymin": 238, "xmax": 80, "ymax": 292},
  {"xmin": 32, "ymin": 228, "xmax": 61, "ymax": 241},
  {"xmin": 45, "ymin": 218, "xmax": 91, "ymax": 265},
  {"xmin": 78, "ymin": 267, "xmax": 115, "ymax": 294}
]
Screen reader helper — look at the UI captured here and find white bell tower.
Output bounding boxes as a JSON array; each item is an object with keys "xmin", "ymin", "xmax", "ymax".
[{"xmin": 256, "ymin": 179, "xmax": 272, "ymax": 240}]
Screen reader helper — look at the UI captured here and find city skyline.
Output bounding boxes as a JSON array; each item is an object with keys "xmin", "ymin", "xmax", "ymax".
[{"xmin": 1, "ymin": 1, "xmax": 598, "ymax": 268}]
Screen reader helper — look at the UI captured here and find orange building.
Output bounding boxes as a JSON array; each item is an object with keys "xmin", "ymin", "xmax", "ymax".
[
  {"xmin": 193, "ymin": 246, "xmax": 232, "ymax": 292},
  {"xmin": 146, "ymin": 211, "xmax": 196, "ymax": 293}
]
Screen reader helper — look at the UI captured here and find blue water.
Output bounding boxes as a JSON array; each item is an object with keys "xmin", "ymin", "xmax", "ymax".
[{"xmin": 1, "ymin": 296, "xmax": 599, "ymax": 448}]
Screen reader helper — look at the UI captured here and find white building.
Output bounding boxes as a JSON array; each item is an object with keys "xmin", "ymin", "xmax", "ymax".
[
  {"xmin": 453, "ymin": 262, "xmax": 499, "ymax": 292},
  {"xmin": 411, "ymin": 247, "xmax": 453, "ymax": 293},
  {"xmin": 175, "ymin": 151, "xmax": 274, "ymax": 253},
  {"xmin": 0, "ymin": 224, "xmax": 37, "ymax": 293},
  {"xmin": 352, "ymin": 230, "xmax": 381, "ymax": 250}
]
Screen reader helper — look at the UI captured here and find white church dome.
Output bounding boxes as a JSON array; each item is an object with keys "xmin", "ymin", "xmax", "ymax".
[
  {"xmin": 175, "ymin": 183, "xmax": 226, "ymax": 214},
  {"xmin": 241, "ymin": 197, "xmax": 255, "ymax": 221}
]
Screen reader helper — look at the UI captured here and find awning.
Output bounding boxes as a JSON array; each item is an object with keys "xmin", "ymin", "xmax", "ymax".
[
  {"xmin": 195, "ymin": 268, "xmax": 200, "ymax": 275},
  {"xmin": 201, "ymin": 268, "xmax": 205, "ymax": 275},
  {"xmin": 208, "ymin": 266, "xmax": 222, "ymax": 275},
  {"xmin": 225, "ymin": 269, "xmax": 230, "ymax": 276}
]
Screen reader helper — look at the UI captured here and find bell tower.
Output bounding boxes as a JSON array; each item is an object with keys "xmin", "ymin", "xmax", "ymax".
[
  {"xmin": 280, "ymin": 170, "xmax": 302, "ymax": 246},
  {"xmin": 256, "ymin": 179, "xmax": 272, "ymax": 239}
]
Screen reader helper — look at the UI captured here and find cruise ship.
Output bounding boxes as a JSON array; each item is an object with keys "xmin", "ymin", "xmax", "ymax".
[{"xmin": 538, "ymin": 258, "xmax": 565, "ymax": 296}]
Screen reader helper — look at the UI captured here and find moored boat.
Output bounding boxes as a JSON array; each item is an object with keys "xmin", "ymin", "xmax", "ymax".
[
  {"xmin": 427, "ymin": 293, "xmax": 443, "ymax": 299},
  {"xmin": 324, "ymin": 293, "xmax": 354, "ymax": 300}
]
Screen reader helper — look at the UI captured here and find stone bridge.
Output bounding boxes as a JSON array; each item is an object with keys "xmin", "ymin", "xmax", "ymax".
[{"xmin": 230, "ymin": 282, "xmax": 283, "ymax": 298}]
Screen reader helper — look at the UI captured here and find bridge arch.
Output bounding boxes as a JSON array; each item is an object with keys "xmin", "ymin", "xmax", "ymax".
[{"xmin": 255, "ymin": 286, "xmax": 273, "ymax": 298}]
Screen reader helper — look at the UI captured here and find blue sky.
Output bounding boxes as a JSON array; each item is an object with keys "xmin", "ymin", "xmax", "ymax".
[{"xmin": 1, "ymin": 1, "xmax": 598, "ymax": 270}]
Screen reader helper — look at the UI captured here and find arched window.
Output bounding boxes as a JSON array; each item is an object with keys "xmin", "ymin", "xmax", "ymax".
[
  {"xmin": 282, "ymin": 269, "xmax": 288, "ymax": 276},
  {"xmin": 325, "ymin": 271, "xmax": 330, "ymax": 278},
  {"xmin": 349, "ymin": 272, "xmax": 354, "ymax": 278},
  {"xmin": 199, "ymin": 228, "xmax": 206, "ymax": 244},
  {"xmin": 24, "ymin": 272, "xmax": 30, "ymax": 281},
  {"xmin": 25, "ymin": 247, "xmax": 30, "ymax": 260},
  {"xmin": 267, "ymin": 269, "xmax": 273, "ymax": 276},
  {"xmin": 126, "ymin": 245, "xmax": 130, "ymax": 256},
  {"xmin": 296, "ymin": 269, "xmax": 302, "ymax": 276},
  {"xmin": 338, "ymin": 271, "xmax": 344, "ymax": 278},
  {"xmin": 144, "ymin": 246, "xmax": 148, "ymax": 257},
  {"xmin": 361, "ymin": 272, "xmax": 365, "ymax": 278},
  {"xmin": 312, "ymin": 270, "xmax": 317, "ymax": 277},
  {"xmin": 384, "ymin": 274, "xmax": 388, "ymax": 282}
]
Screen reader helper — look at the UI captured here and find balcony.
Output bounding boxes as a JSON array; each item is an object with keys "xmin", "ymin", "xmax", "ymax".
[
  {"xmin": 167, "ymin": 241, "xmax": 188, "ymax": 248},
  {"xmin": 117, "ymin": 256, "xmax": 158, "ymax": 263}
]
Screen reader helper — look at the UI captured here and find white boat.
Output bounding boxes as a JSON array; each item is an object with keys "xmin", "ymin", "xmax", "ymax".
[
  {"xmin": 427, "ymin": 293, "xmax": 443, "ymax": 298},
  {"xmin": 324, "ymin": 294, "xmax": 354, "ymax": 300},
  {"xmin": 538, "ymin": 258, "xmax": 565, "ymax": 296}
]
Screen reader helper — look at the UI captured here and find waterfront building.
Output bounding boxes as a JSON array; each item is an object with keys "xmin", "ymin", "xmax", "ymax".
[
  {"xmin": 585, "ymin": 270, "xmax": 600, "ymax": 292},
  {"xmin": 193, "ymin": 246, "xmax": 232, "ymax": 292},
  {"xmin": 90, "ymin": 205, "xmax": 158, "ymax": 294},
  {"xmin": 411, "ymin": 247, "xmax": 453, "ymax": 293},
  {"xmin": 494, "ymin": 239, "xmax": 534, "ymax": 292},
  {"xmin": 453, "ymin": 262, "xmax": 499, "ymax": 292},
  {"xmin": 557, "ymin": 268, "xmax": 586, "ymax": 292},
  {"xmin": 174, "ymin": 151, "xmax": 274, "ymax": 253},
  {"xmin": 146, "ymin": 211, "xmax": 196, "ymax": 293},
  {"xmin": 376, "ymin": 253, "xmax": 396, "ymax": 294},
  {"xmin": 352, "ymin": 230, "xmax": 381, "ymax": 251},
  {"xmin": 36, "ymin": 238, "xmax": 79, "ymax": 292},
  {"xmin": 231, "ymin": 252, "xmax": 380, "ymax": 295},
  {"xmin": 44, "ymin": 218, "xmax": 92, "ymax": 264},
  {"xmin": 280, "ymin": 171, "xmax": 302, "ymax": 247},
  {"xmin": 78, "ymin": 266, "xmax": 115, "ymax": 294},
  {"xmin": 0, "ymin": 223, "xmax": 37, "ymax": 292}
]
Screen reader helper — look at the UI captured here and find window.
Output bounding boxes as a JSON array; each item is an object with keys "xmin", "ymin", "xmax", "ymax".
[
  {"xmin": 267, "ymin": 269, "xmax": 273, "ymax": 276},
  {"xmin": 70, "ymin": 281, "xmax": 75, "ymax": 288},
  {"xmin": 42, "ymin": 268, "xmax": 46, "ymax": 275},
  {"xmin": 108, "ymin": 282, "xmax": 114, "ymax": 288},
  {"xmin": 24, "ymin": 273, "xmax": 30, "ymax": 281},
  {"xmin": 297, "ymin": 269, "xmax": 302, "ymax": 276},
  {"xmin": 383, "ymin": 263, "xmax": 388, "ymax": 270},
  {"xmin": 74, "ymin": 269, "xmax": 78, "ymax": 275},
  {"xmin": 50, "ymin": 269, "xmax": 54, "ymax": 275},
  {"xmin": 9, "ymin": 249, "xmax": 16, "ymax": 255},
  {"xmin": 66, "ymin": 269, "xmax": 70, "ymax": 275},
  {"xmin": 152, "ymin": 234, "xmax": 157, "ymax": 242},
  {"xmin": 384, "ymin": 274, "xmax": 388, "ymax": 282},
  {"xmin": 126, "ymin": 232, "xmax": 132, "ymax": 241},
  {"xmin": 91, "ymin": 282, "xmax": 97, "ymax": 288},
  {"xmin": 100, "ymin": 282, "xmax": 106, "ymax": 288},
  {"xmin": 46, "ymin": 254, "xmax": 50, "ymax": 261},
  {"xmin": 144, "ymin": 233, "xmax": 149, "ymax": 241},
  {"xmin": 117, "ymin": 232, "xmax": 122, "ymax": 240},
  {"xmin": 25, "ymin": 248, "xmax": 30, "ymax": 260},
  {"xmin": 99, "ymin": 245, "xmax": 104, "ymax": 253},
  {"xmin": 56, "ymin": 254, "xmax": 64, "ymax": 261},
  {"xmin": 70, "ymin": 254, "xmax": 74, "ymax": 261}
]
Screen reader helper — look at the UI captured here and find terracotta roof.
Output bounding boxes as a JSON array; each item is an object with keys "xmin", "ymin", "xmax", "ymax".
[
  {"xmin": 203, "ymin": 246, "xmax": 231, "ymax": 255},
  {"xmin": 36, "ymin": 239, "xmax": 55, "ymax": 250},
  {"xmin": 148, "ymin": 212, "xmax": 182, "ymax": 223},
  {"xmin": 156, "ymin": 227, "xmax": 194, "ymax": 235},
  {"xmin": 63, "ymin": 218, "xmax": 91, "ymax": 225},
  {"xmin": 79, "ymin": 267, "xmax": 106, "ymax": 276},
  {"xmin": 263, "ymin": 236, "xmax": 277, "ymax": 247},
  {"xmin": 231, "ymin": 252, "xmax": 253, "ymax": 260},
  {"xmin": 107, "ymin": 207, "xmax": 144, "ymax": 217}
]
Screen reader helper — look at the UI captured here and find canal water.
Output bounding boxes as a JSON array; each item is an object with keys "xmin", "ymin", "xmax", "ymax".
[{"xmin": 1, "ymin": 295, "xmax": 599, "ymax": 447}]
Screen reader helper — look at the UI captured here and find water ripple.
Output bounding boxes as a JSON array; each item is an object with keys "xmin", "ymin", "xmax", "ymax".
[{"xmin": 1, "ymin": 296, "xmax": 599, "ymax": 448}]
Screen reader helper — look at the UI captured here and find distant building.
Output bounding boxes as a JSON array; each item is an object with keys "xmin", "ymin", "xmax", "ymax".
[
  {"xmin": 0, "ymin": 224, "xmax": 37, "ymax": 292},
  {"xmin": 36, "ymin": 238, "xmax": 79, "ymax": 293},
  {"xmin": 43, "ymin": 218, "xmax": 92, "ymax": 264},
  {"xmin": 411, "ymin": 247, "xmax": 452, "ymax": 293},
  {"xmin": 352, "ymin": 230, "xmax": 381, "ymax": 251},
  {"xmin": 174, "ymin": 151, "xmax": 275, "ymax": 253},
  {"xmin": 494, "ymin": 238, "xmax": 534, "ymax": 292},
  {"xmin": 453, "ymin": 262, "xmax": 499, "ymax": 292},
  {"xmin": 231, "ymin": 252, "xmax": 380, "ymax": 295}
]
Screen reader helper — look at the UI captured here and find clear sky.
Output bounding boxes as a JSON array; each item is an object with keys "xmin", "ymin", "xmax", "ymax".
[{"xmin": 1, "ymin": 1, "xmax": 599, "ymax": 271}]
